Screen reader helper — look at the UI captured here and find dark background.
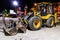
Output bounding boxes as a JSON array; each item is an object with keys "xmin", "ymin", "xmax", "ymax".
[{"xmin": 0, "ymin": 0, "xmax": 58, "ymax": 12}]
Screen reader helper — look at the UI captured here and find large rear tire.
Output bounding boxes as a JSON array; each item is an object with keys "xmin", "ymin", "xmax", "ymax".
[
  {"xmin": 46, "ymin": 17, "xmax": 55, "ymax": 28},
  {"xmin": 28, "ymin": 16, "xmax": 42, "ymax": 30}
]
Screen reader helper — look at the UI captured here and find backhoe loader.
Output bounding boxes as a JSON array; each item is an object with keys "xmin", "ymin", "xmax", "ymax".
[{"xmin": 24, "ymin": 2, "xmax": 56, "ymax": 30}]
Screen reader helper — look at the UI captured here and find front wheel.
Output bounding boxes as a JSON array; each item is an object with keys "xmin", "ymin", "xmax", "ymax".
[
  {"xmin": 46, "ymin": 17, "xmax": 55, "ymax": 28},
  {"xmin": 28, "ymin": 16, "xmax": 42, "ymax": 30}
]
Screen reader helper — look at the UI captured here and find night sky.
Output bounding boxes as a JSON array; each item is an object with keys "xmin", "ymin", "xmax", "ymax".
[{"xmin": 0, "ymin": 0, "xmax": 58, "ymax": 12}]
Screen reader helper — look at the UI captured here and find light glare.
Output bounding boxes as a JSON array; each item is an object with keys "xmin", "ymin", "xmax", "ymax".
[{"xmin": 13, "ymin": 1, "xmax": 18, "ymax": 6}]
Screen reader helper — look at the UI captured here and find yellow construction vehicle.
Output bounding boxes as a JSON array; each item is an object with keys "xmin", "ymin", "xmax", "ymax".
[{"xmin": 24, "ymin": 2, "xmax": 56, "ymax": 30}]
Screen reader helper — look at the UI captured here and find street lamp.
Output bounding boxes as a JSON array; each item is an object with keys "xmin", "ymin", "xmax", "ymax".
[
  {"xmin": 13, "ymin": 0, "xmax": 18, "ymax": 6},
  {"xmin": 12, "ymin": 0, "xmax": 19, "ymax": 11}
]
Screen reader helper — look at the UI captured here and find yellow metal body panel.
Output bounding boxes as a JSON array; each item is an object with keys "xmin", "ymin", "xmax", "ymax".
[
  {"xmin": 34, "ymin": 10, "xmax": 37, "ymax": 16},
  {"xmin": 38, "ymin": 2, "xmax": 49, "ymax": 4},
  {"xmin": 37, "ymin": 14, "xmax": 52, "ymax": 19},
  {"xmin": 54, "ymin": 12, "xmax": 57, "ymax": 23}
]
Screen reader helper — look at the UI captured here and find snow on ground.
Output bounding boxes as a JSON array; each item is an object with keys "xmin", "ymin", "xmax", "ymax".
[
  {"xmin": 0, "ymin": 17, "xmax": 60, "ymax": 40},
  {"xmin": 0, "ymin": 25, "xmax": 60, "ymax": 40}
]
